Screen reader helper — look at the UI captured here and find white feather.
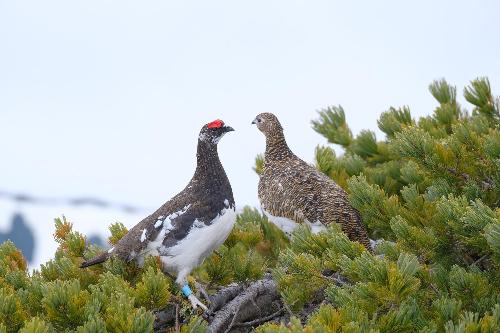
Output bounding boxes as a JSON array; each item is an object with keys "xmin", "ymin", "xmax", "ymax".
[
  {"xmin": 307, "ymin": 220, "xmax": 327, "ymax": 233},
  {"xmin": 263, "ymin": 209, "xmax": 298, "ymax": 235},
  {"xmin": 136, "ymin": 203, "xmax": 235, "ymax": 278},
  {"xmin": 263, "ymin": 209, "xmax": 326, "ymax": 235},
  {"xmin": 160, "ymin": 207, "xmax": 236, "ymax": 281}
]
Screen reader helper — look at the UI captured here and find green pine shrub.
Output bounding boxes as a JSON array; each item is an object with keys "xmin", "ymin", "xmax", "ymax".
[
  {"xmin": 0, "ymin": 209, "xmax": 286, "ymax": 332},
  {"xmin": 0, "ymin": 77, "xmax": 498, "ymax": 332},
  {"xmin": 263, "ymin": 77, "xmax": 500, "ymax": 332}
]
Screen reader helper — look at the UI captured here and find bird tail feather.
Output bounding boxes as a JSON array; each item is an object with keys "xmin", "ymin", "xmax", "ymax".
[
  {"xmin": 80, "ymin": 252, "xmax": 109, "ymax": 268},
  {"xmin": 352, "ymin": 209, "xmax": 372, "ymax": 252}
]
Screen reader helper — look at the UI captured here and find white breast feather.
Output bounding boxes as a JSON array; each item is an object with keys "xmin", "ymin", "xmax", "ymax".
[
  {"xmin": 263, "ymin": 209, "xmax": 298, "ymax": 235},
  {"xmin": 306, "ymin": 220, "xmax": 327, "ymax": 233},
  {"xmin": 136, "ymin": 203, "xmax": 236, "ymax": 274},
  {"xmin": 159, "ymin": 207, "xmax": 237, "ymax": 275},
  {"xmin": 263, "ymin": 209, "xmax": 326, "ymax": 235}
]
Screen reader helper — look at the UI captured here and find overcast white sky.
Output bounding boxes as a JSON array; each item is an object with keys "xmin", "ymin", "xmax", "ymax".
[{"xmin": 1, "ymin": 0, "xmax": 499, "ymax": 267}]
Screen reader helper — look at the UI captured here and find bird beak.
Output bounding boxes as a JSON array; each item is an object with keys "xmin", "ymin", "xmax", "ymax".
[
  {"xmin": 223, "ymin": 125, "xmax": 234, "ymax": 132},
  {"xmin": 251, "ymin": 118, "xmax": 257, "ymax": 125}
]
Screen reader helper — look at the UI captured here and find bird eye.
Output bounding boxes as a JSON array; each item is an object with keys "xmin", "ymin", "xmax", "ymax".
[{"xmin": 257, "ymin": 118, "xmax": 262, "ymax": 123}]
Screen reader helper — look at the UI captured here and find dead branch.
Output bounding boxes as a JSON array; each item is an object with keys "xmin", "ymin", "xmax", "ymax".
[
  {"xmin": 154, "ymin": 271, "xmax": 346, "ymax": 332},
  {"xmin": 208, "ymin": 282, "xmax": 246, "ymax": 312},
  {"xmin": 207, "ymin": 275, "xmax": 281, "ymax": 333},
  {"xmin": 232, "ymin": 307, "xmax": 285, "ymax": 328}
]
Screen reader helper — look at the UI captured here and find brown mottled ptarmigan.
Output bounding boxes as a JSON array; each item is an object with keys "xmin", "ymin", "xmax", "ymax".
[
  {"xmin": 252, "ymin": 113, "xmax": 371, "ymax": 250},
  {"xmin": 81, "ymin": 119, "xmax": 236, "ymax": 310}
]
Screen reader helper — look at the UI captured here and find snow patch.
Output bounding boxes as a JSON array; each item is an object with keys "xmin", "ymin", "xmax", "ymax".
[
  {"xmin": 108, "ymin": 247, "xmax": 114, "ymax": 254},
  {"xmin": 140, "ymin": 229, "xmax": 147, "ymax": 242}
]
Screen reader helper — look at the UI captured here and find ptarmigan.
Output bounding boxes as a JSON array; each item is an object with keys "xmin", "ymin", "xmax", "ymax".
[
  {"xmin": 81, "ymin": 119, "xmax": 236, "ymax": 310},
  {"xmin": 252, "ymin": 113, "xmax": 371, "ymax": 250}
]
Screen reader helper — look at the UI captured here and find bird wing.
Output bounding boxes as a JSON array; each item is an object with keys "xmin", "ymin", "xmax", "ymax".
[
  {"xmin": 259, "ymin": 158, "xmax": 334, "ymax": 223},
  {"xmin": 80, "ymin": 198, "xmax": 192, "ymax": 267},
  {"xmin": 111, "ymin": 201, "xmax": 194, "ymax": 260},
  {"xmin": 113, "ymin": 197, "xmax": 227, "ymax": 260},
  {"xmin": 160, "ymin": 199, "xmax": 225, "ymax": 249}
]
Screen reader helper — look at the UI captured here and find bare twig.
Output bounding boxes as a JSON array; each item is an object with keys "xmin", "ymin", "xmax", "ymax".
[
  {"xmin": 281, "ymin": 299, "xmax": 294, "ymax": 318},
  {"xmin": 175, "ymin": 303, "xmax": 180, "ymax": 333},
  {"xmin": 429, "ymin": 283, "xmax": 439, "ymax": 294},
  {"xmin": 195, "ymin": 281, "xmax": 211, "ymax": 303},
  {"xmin": 472, "ymin": 254, "xmax": 488, "ymax": 266},
  {"xmin": 233, "ymin": 307, "xmax": 285, "ymax": 328}
]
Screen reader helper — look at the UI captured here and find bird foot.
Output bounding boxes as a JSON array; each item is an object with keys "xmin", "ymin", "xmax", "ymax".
[{"xmin": 188, "ymin": 294, "xmax": 208, "ymax": 311}]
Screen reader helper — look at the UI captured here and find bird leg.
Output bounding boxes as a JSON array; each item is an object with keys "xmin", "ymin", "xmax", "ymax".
[
  {"xmin": 177, "ymin": 271, "xmax": 209, "ymax": 311},
  {"xmin": 181, "ymin": 284, "xmax": 208, "ymax": 311}
]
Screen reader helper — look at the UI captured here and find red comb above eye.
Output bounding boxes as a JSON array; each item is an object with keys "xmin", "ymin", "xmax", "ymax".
[{"xmin": 207, "ymin": 119, "xmax": 224, "ymax": 129}]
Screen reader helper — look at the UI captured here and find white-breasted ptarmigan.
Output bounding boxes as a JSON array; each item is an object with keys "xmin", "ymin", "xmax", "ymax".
[
  {"xmin": 81, "ymin": 119, "xmax": 236, "ymax": 310},
  {"xmin": 252, "ymin": 113, "xmax": 371, "ymax": 250}
]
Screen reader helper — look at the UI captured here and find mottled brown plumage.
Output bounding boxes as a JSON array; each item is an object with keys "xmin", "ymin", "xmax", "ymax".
[{"xmin": 252, "ymin": 113, "xmax": 371, "ymax": 250}]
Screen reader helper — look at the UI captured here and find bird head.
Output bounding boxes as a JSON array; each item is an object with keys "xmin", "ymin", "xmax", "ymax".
[
  {"xmin": 199, "ymin": 119, "xmax": 234, "ymax": 144},
  {"xmin": 251, "ymin": 113, "xmax": 283, "ymax": 137}
]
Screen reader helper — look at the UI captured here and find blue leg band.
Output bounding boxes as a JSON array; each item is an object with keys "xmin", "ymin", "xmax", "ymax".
[{"xmin": 181, "ymin": 284, "xmax": 192, "ymax": 297}]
